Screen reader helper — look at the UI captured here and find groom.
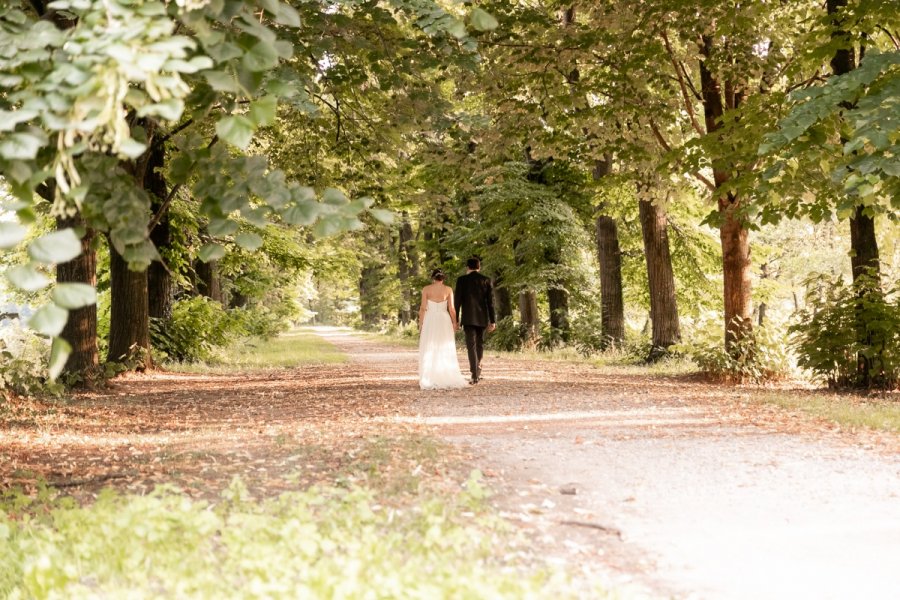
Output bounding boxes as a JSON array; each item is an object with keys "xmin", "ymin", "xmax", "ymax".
[{"xmin": 455, "ymin": 257, "xmax": 496, "ymax": 384}]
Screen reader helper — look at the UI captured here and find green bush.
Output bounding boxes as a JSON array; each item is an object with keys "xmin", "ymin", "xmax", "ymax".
[
  {"xmin": 485, "ymin": 316, "xmax": 525, "ymax": 352},
  {"xmin": 675, "ymin": 316, "xmax": 791, "ymax": 383},
  {"xmin": 790, "ymin": 273, "xmax": 899, "ymax": 390},
  {"xmin": 151, "ymin": 297, "xmax": 247, "ymax": 363},
  {"xmin": 0, "ymin": 476, "xmax": 593, "ymax": 599},
  {"xmin": 0, "ymin": 321, "xmax": 62, "ymax": 397}
]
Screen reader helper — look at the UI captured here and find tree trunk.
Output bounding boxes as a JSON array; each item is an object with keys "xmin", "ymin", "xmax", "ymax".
[
  {"xmin": 196, "ymin": 259, "xmax": 223, "ymax": 305},
  {"xmin": 358, "ymin": 264, "xmax": 381, "ymax": 328},
  {"xmin": 492, "ymin": 269, "xmax": 513, "ymax": 321},
  {"xmin": 518, "ymin": 289, "xmax": 539, "ymax": 349},
  {"xmin": 699, "ymin": 36, "xmax": 753, "ymax": 349},
  {"xmin": 719, "ymin": 200, "xmax": 753, "ymax": 345},
  {"xmin": 107, "ymin": 244, "xmax": 151, "ymax": 368},
  {"xmin": 593, "ymin": 159, "xmax": 626, "ymax": 348},
  {"xmin": 56, "ymin": 215, "xmax": 99, "ymax": 381},
  {"xmin": 849, "ymin": 209, "xmax": 880, "ymax": 282},
  {"xmin": 397, "ymin": 214, "xmax": 416, "ymax": 324},
  {"xmin": 146, "ymin": 144, "xmax": 173, "ymax": 321},
  {"xmin": 638, "ymin": 196, "xmax": 681, "ymax": 360},
  {"xmin": 547, "ymin": 287, "xmax": 569, "ymax": 341},
  {"xmin": 495, "ymin": 286, "xmax": 513, "ymax": 321}
]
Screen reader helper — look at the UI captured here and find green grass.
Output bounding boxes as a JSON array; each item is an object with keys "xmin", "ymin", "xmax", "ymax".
[
  {"xmin": 174, "ymin": 329, "xmax": 346, "ymax": 373},
  {"xmin": 754, "ymin": 390, "xmax": 900, "ymax": 433},
  {"xmin": 0, "ymin": 475, "xmax": 603, "ymax": 599}
]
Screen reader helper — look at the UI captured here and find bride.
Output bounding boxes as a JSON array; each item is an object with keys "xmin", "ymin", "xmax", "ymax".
[{"xmin": 417, "ymin": 268, "xmax": 468, "ymax": 390}]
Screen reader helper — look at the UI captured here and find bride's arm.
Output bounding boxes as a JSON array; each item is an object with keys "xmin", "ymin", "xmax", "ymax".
[
  {"xmin": 417, "ymin": 290, "xmax": 427, "ymax": 330},
  {"xmin": 447, "ymin": 291, "xmax": 459, "ymax": 331}
]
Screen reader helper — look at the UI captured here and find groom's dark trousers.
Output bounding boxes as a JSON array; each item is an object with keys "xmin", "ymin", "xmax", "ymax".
[
  {"xmin": 455, "ymin": 271, "xmax": 496, "ymax": 381},
  {"xmin": 463, "ymin": 325, "xmax": 486, "ymax": 380}
]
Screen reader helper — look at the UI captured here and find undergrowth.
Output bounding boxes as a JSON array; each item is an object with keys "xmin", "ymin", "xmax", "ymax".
[
  {"xmin": 0, "ymin": 474, "xmax": 597, "ymax": 599},
  {"xmin": 172, "ymin": 329, "xmax": 346, "ymax": 373}
]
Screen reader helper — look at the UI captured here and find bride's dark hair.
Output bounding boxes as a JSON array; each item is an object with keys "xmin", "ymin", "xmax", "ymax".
[{"xmin": 431, "ymin": 268, "xmax": 445, "ymax": 281}]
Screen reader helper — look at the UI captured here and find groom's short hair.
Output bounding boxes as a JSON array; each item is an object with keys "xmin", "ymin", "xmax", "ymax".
[{"xmin": 466, "ymin": 257, "xmax": 481, "ymax": 270}]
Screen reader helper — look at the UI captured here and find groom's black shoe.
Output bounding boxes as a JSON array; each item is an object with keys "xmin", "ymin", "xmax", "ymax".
[{"xmin": 469, "ymin": 376, "xmax": 479, "ymax": 385}]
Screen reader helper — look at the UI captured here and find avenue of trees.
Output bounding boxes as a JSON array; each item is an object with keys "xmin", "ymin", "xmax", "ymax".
[{"xmin": 1, "ymin": 0, "xmax": 898, "ymax": 389}]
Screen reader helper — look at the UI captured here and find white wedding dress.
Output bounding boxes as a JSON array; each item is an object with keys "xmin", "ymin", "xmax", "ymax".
[{"xmin": 419, "ymin": 299, "xmax": 468, "ymax": 390}]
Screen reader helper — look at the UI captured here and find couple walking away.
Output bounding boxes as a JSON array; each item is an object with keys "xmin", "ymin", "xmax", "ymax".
[{"xmin": 418, "ymin": 257, "xmax": 496, "ymax": 390}]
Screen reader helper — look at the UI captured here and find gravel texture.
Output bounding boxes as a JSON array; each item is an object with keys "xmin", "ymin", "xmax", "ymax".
[{"xmin": 320, "ymin": 328, "xmax": 900, "ymax": 600}]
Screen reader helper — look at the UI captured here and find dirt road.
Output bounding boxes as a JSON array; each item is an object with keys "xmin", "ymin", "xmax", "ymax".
[{"xmin": 319, "ymin": 328, "xmax": 900, "ymax": 600}]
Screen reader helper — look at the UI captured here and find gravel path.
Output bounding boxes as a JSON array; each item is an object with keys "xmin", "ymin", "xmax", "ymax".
[{"xmin": 316, "ymin": 328, "xmax": 900, "ymax": 600}]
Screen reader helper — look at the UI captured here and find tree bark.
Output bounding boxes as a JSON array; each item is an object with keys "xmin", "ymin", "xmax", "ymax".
[
  {"xmin": 358, "ymin": 264, "xmax": 382, "ymax": 328},
  {"xmin": 518, "ymin": 289, "xmax": 540, "ymax": 349},
  {"xmin": 107, "ymin": 244, "xmax": 151, "ymax": 367},
  {"xmin": 492, "ymin": 269, "xmax": 513, "ymax": 321},
  {"xmin": 699, "ymin": 36, "xmax": 753, "ymax": 349},
  {"xmin": 195, "ymin": 259, "xmax": 223, "ymax": 305},
  {"xmin": 397, "ymin": 213, "xmax": 417, "ymax": 324},
  {"xmin": 638, "ymin": 196, "xmax": 681, "ymax": 360},
  {"xmin": 56, "ymin": 215, "xmax": 99, "ymax": 380},
  {"xmin": 593, "ymin": 159, "xmax": 625, "ymax": 347},
  {"xmin": 146, "ymin": 144, "xmax": 173, "ymax": 321},
  {"xmin": 547, "ymin": 287, "xmax": 570, "ymax": 341},
  {"xmin": 828, "ymin": 0, "xmax": 882, "ymax": 386}
]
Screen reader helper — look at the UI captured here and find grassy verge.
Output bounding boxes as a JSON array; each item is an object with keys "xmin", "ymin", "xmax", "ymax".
[
  {"xmin": 174, "ymin": 329, "xmax": 347, "ymax": 373},
  {"xmin": 0, "ymin": 479, "xmax": 592, "ymax": 598},
  {"xmin": 0, "ymin": 432, "xmax": 606, "ymax": 598},
  {"xmin": 754, "ymin": 390, "xmax": 900, "ymax": 433}
]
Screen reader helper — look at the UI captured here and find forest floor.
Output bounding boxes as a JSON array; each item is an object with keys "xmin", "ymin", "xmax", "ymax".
[{"xmin": 2, "ymin": 327, "xmax": 900, "ymax": 599}]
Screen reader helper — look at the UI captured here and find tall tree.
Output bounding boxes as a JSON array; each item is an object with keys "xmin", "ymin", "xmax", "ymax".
[
  {"xmin": 593, "ymin": 160, "xmax": 625, "ymax": 347},
  {"xmin": 638, "ymin": 184, "xmax": 681, "ymax": 359}
]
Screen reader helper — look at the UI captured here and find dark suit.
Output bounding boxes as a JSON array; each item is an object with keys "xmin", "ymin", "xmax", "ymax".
[{"xmin": 454, "ymin": 271, "xmax": 496, "ymax": 381}]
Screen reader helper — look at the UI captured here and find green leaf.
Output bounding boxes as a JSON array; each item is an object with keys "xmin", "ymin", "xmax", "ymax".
[
  {"xmin": 369, "ymin": 208, "xmax": 395, "ymax": 225},
  {"xmin": 216, "ymin": 115, "xmax": 255, "ymax": 149},
  {"xmin": 234, "ymin": 232, "xmax": 263, "ymax": 250},
  {"xmin": 447, "ymin": 19, "xmax": 467, "ymax": 39},
  {"xmin": 276, "ymin": 3, "xmax": 301, "ymax": 27},
  {"xmin": 0, "ymin": 130, "xmax": 47, "ymax": 160},
  {"xmin": 51, "ymin": 283, "xmax": 97, "ymax": 309},
  {"xmin": 243, "ymin": 41, "xmax": 279, "ymax": 72},
  {"xmin": 469, "ymin": 8, "xmax": 498, "ymax": 31},
  {"xmin": 208, "ymin": 218, "xmax": 239, "ymax": 236},
  {"xmin": 119, "ymin": 137, "xmax": 148, "ymax": 159},
  {"xmin": 198, "ymin": 242, "xmax": 226, "ymax": 263},
  {"xmin": 282, "ymin": 203, "xmax": 318, "ymax": 226},
  {"xmin": 249, "ymin": 96, "xmax": 277, "ymax": 126},
  {"xmin": 28, "ymin": 229, "xmax": 82, "ymax": 264},
  {"xmin": 322, "ymin": 188, "xmax": 348, "ymax": 205},
  {"xmin": 313, "ymin": 215, "xmax": 342, "ymax": 237},
  {"xmin": 48, "ymin": 336, "xmax": 72, "ymax": 381},
  {"xmin": 28, "ymin": 304, "xmax": 69, "ymax": 337},
  {"xmin": 204, "ymin": 69, "xmax": 241, "ymax": 92},
  {"xmin": 0, "ymin": 221, "xmax": 27, "ymax": 249},
  {"xmin": 5, "ymin": 264, "xmax": 51, "ymax": 291}
]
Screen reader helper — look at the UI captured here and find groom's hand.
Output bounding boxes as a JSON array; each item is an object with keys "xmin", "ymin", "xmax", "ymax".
[{"xmin": 488, "ymin": 323, "xmax": 496, "ymax": 333}]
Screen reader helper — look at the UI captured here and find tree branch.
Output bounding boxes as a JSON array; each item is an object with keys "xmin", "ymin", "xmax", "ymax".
[
  {"xmin": 154, "ymin": 118, "xmax": 195, "ymax": 149},
  {"xmin": 661, "ymin": 30, "xmax": 704, "ymax": 135},
  {"xmin": 876, "ymin": 26, "xmax": 900, "ymax": 50},
  {"xmin": 648, "ymin": 118, "xmax": 672, "ymax": 152},
  {"xmin": 148, "ymin": 135, "xmax": 218, "ymax": 234}
]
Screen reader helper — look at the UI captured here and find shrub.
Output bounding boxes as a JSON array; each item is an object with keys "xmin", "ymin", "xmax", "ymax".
[
  {"xmin": 0, "ymin": 321, "xmax": 61, "ymax": 397},
  {"xmin": 485, "ymin": 316, "xmax": 525, "ymax": 352},
  {"xmin": 675, "ymin": 316, "xmax": 791, "ymax": 383},
  {"xmin": 378, "ymin": 319, "xmax": 419, "ymax": 341},
  {"xmin": 790, "ymin": 273, "xmax": 899, "ymax": 390},
  {"xmin": 151, "ymin": 297, "xmax": 247, "ymax": 363}
]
